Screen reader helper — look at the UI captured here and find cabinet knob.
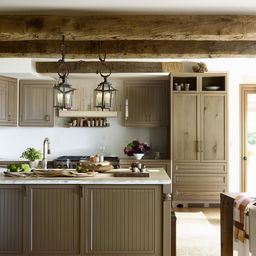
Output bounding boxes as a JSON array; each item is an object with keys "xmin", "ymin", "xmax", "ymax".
[
  {"xmin": 7, "ymin": 114, "xmax": 11, "ymax": 121},
  {"xmin": 162, "ymin": 193, "xmax": 172, "ymax": 201},
  {"xmin": 243, "ymin": 156, "xmax": 247, "ymax": 161},
  {"xmin": 45, "ymin": 115, "xmax": 50, "ymax": 121}
]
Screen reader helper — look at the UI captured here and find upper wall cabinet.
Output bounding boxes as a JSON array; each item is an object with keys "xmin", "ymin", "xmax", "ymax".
[
  {"xmin": 0, "ymin": 76, "xmax": 17, "ymax": 126},
  {"xmin": 124, "ymin": 80, "xmax": 169, "ymax": 127},
  {"xmin": 19, "ymin": 80, "xmax": 54, "ymax": 127}
]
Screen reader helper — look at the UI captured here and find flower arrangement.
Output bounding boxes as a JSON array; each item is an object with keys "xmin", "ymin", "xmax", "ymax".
[{"xmin": 124, "ymin": 140, "xmax": 151, "ymax": 156}]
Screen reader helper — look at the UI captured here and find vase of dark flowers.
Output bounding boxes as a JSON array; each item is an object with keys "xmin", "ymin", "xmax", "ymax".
[{"xmin": 124, "ymin": 140, "xmax": 150, "ymax": 160}]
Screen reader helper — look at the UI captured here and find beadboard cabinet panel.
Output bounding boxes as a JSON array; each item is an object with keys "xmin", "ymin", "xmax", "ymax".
[
  {"xmin": 173, "ymin": 93, "xmax": 200, "ymax": 162},
  {"xmin": 0, "ymin": 80, "xmax": 8, "ymax": 122},
  {"xmin": 125, "ymin": 84, "xmax": 148, "ymax": 125},
  {"xmin": 124, "ymin": 80, "xmax": 169, "ymax": 127},
  {"xmin": 85, "ymin": 185, "xmax": 162, "ymax": 256},
  {"xmin": 148, "ymin": 84, "xmax": 168, "ymax": 126},
  {"xmin": 0, "ymin": 76, "xmax": 17, "ymax": 126},
  {"xmin": 19, "ymin": 80, "xmax": 54, "ymax": 127},
  {"xmin": 0, "ymin": 186, "xmax": 24, "ymax": 256},
  {"xmin": 28, "ymin": 186, "xmax": 80, "ymax": 255}
]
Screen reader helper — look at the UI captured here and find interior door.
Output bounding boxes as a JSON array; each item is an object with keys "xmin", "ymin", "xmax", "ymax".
[
  {"xmin": 240, "ymin": 85, "xmax": 256, "ymax": 192},
  {"xmin": 173, "ymin": 93, "xmax": 200, "ymax": 162}
]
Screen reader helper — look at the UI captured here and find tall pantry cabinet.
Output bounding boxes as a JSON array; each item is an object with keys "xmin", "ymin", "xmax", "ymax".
[{"xmin": 171, "ymin": 73, "xmax": 228, "ymax": 206}]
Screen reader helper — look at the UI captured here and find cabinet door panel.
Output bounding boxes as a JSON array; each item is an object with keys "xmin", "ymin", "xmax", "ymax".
[
  {"xmin": 124, "ymin": 80, "xmax": 168, "ymax": 127},
  {"xmin": 125, "ymin": 85, "xmax": 148, "ymax": 125},
  {"xmin": 0, "ymin": 186, "xmax": 24, "ymax": 255},
  {"xmin": 85, "ymin": 186, "xmax": 162, "ymax": 256},
  {"xmin": 173, "ymin": 94, "xmax": 200, "ymax": 162},
  {"xmin": 19, "ymin": 81, "xmax": 54, "ymax": 127},
  {"xmin": 28, "ymin": 186, "xmax": 80, "ymax": 255},
  {"xmin": 0, "ymin": 80, "xmax": 8, "ymax": 122},
  {"xmin": 148, "ymin": 83, "xmax": 168, "ymax": 126},
  {"xmin": 8, "ymin": 81, "xmax": 17, "ymax": 124},
  {"xmin": 201, "ymin": 94, "xmax": 226, "ymax": 161}
]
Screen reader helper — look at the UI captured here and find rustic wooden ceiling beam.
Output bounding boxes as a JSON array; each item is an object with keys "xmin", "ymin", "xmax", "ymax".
[
  {"xmin": 1, "ymin": 40, "xmax": 256, "ymax": 58},
  {"xmin": 1, "ymin": 15, "xmax": 256, "ymax": 41},
  {"xmin": 36, "ymin": 61, "xmax": 184, "ymax": 73}
]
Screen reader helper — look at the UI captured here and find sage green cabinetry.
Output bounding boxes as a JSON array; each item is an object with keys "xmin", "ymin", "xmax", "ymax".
[
  {"xmin": 0, "ymin": 76, "xmax": 17, "ymax": 126},
  {"xmin": 19, "ymin": 80, "xmax": 54, "ymax": 127}
]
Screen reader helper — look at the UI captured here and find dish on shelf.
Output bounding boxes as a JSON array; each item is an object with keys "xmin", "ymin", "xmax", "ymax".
[{"xmin": 204, "ymin": 86, "xmax": 221, "ymax": 91}]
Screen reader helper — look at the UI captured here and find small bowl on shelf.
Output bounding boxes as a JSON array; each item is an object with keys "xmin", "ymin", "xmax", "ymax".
[{"xmin": 204, "ymin": 86, "xmax": 221, "ymax": 91}]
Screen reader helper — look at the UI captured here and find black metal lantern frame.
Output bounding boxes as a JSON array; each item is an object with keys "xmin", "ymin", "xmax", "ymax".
[
  {"xmin": 53, "ymin": 36, "xmax": 76, "ymax": 110},
  {"xmin": 95, "ymin": 42, "xmax": 117, "ymax": 111}
]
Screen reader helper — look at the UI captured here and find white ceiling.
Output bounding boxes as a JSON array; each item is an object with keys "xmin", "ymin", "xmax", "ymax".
[{"xmin": 1, "ymin": 0, "xmax": 256, "ymax": 15}]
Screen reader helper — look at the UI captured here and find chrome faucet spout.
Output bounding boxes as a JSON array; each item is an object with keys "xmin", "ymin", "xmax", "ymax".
[{"xmin": 42, "ymin": 138, "xmax": 51, "ymax": 169}]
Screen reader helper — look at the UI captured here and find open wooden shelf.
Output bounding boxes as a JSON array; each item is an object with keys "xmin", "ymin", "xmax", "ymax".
[{"xmin": 58, "ymin": 110, "xmax": 118, "ymax": 118}]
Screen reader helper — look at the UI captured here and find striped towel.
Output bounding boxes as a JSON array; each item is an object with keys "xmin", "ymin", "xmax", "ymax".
[{"xmin": 233, "ymin": 194, "xmax": 256, "ymax": 256}]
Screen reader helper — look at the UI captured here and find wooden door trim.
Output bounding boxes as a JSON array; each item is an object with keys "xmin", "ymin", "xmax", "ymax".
[{"xmin": 240, "ymin": 84, "xmax": 256, "ymax": 192}]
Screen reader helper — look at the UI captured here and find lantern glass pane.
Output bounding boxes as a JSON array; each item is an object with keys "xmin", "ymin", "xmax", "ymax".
[
  {"xmin": 96, "ymin": 91, "xmax": 103, "ymax": 106},
  {"xmin": 64, "ymin": 91, "xmax": 73, "ymax": 109}
]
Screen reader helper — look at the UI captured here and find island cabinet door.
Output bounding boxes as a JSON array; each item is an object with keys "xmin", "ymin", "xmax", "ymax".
[
  {"xmin": 83, "ymin": 185, "xmax": 162, "ymax": 256},
  {"xmin": 27, "ymin": 185, "xmax": 81, "ymax": 256},
  {"xmin": 0, "ymin": 185, "xmax": 25, "ymax": 256}
]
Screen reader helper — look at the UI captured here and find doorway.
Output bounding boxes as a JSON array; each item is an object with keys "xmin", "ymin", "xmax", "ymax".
[{"xmin": 240, "ymin": 85, "xmax": 256, "ymax": 192}]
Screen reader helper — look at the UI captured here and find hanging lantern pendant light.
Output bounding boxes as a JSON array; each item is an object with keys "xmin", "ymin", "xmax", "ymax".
[
  {"xmin": 53, "ymin": 36, "xmax": 76, "ymax": 110},
  {"xmin": 95, "ymin": 42, "xmax": 117, "ymax": 111}
]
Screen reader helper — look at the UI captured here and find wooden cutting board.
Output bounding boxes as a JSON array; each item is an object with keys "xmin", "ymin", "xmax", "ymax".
[{"xmin": 113, "ymin": 172, "xmax": 150, "ymax": 177}]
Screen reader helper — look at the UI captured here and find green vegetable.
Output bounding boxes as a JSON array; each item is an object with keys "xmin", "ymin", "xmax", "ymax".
[
  {"xmin": 20, "ymin": 163, "xmax": 30, "ymax": 172},
  {"xmin": 7, "ymin": 163, "xmax": 31, "ymax": 172},
  {"xmin": 20, "ymin": 148, "xmax": 42, "ymax": 161},
  {"xmin": 7, "ymin": 164, "xmax": 18, "ymax": 172}
]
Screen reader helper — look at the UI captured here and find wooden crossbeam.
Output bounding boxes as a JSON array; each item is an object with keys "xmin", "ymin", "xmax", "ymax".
[
  {"xmin": 1, "ymin": 40, "xmax": 256, "ymax": 58},
  {"xmin": 36, "ymin": 61, "xmax": 184, "ymax": 73},
  {"xmin": 0, "ymin": 15, "xmax": 256, "ymax": 41}
]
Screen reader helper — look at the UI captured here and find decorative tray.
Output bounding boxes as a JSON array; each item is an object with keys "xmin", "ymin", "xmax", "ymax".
[{"xmin": 4, "ymin": 170, "xmax": 98, "ymax": 178}]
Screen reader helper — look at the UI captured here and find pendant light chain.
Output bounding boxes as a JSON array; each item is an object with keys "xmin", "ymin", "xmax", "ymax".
[{"xmin": 97, "ymin": 41, "xmax": 111, "ymax": 78}]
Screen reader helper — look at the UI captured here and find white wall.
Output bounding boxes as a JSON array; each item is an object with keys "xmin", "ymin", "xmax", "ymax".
[{"xmin": 0, "ymin": 77, "xmax": 169, "ymax": 161}]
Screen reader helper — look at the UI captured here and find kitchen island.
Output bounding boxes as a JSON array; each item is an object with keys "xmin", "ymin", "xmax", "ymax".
[{"xmin": 0, "ymin": 168, "xmax": 172, "ymax": 256}]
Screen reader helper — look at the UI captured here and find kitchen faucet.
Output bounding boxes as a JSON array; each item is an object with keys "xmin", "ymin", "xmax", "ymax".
[{"xmin": 42, "ymin": 138, "xmax": 51, "ymax": 169}]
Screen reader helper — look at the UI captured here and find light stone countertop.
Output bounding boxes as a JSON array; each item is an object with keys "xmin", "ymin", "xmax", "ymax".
[{"xmin": 0, "ymin": 168, "xmax": 171, "ymax": 185}]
